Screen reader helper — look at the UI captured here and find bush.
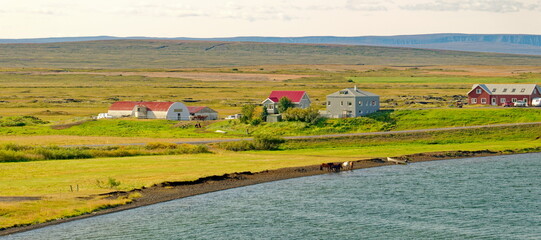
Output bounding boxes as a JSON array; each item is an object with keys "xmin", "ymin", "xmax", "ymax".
[
  {"xmin": 0, "ymin": 150, "xmax": 33, "ymax": 162},
  {"xmin": 145, "ymin": 142, "xmax": 178, "ymax": 150},
  {"xmin": 218, "ymin": 135, "xmax": 285, "ymax": 151},
  {"xmin": 252, "ymin": 135, "xmax": 285, "ymax": 150},
  {"xmin": 282, "ymin": 107, "xmax": 321, "ymax": 125},
  {"xmin": 0, "ymin": 116, "xmax": 48, "ymax": 127}
]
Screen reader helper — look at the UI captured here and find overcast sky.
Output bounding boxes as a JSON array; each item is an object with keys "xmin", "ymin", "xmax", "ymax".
[{"xmin": 1, "ymin": 0, "xmax": 541, "ymax": 38}]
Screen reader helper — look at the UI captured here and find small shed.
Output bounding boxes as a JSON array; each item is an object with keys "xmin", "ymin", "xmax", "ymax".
[
  {"xmin": 108, "ymin": 101, "xmax": 190, "ymax": 120},
  {"xmin": 187, "ymin": 106, "xmax": 218, "ymax": 120}
]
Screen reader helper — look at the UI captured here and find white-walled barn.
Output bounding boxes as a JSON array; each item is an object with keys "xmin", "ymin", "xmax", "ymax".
[
  {"xmin": 188, "ymin": 106, "xmax": 218, "ymax": 120},
  {"xmin": 108, "ymin": 101, "xmax": 190, "ymax": 120}
]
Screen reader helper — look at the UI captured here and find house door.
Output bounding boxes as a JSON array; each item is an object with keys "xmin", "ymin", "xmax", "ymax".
[
  {"xmin": 491, "ymin": 98, "xmax": 496, "ymax": 105},
  {"xmin": 177, "ymin": 113, "xmax": 181, "ymax": 120}
]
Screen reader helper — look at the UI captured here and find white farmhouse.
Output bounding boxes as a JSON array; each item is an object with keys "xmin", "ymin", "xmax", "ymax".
[
  {"xmin": 108, "ymin": 101, "xmax": 190, "ymax": 120},
  {"xmin": 326, "ymin": 86, "xmax": 380, "ymax": 118},
  {"xmin": 262, "ymin": 91, "xmax": 311, "ymax": 114}
]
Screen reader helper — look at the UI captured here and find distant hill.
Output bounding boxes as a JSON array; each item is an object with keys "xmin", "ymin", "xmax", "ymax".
[
  {"xmin": 1, "ymin": 40, "xmax": 541, "ymax": 68},
  {"xmin": 2, "ymin": 34, "xmax": 541, "ymax": 55}
]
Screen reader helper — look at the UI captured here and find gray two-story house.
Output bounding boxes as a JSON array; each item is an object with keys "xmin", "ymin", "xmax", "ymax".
[{"xmin": 326, "ymin": 87, "xmax": 379, "ymax": 118}]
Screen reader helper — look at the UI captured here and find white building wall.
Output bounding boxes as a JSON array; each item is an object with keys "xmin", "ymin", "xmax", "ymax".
[
  {"xmin": 165, "ymin": 102, "xmax": 190, "ymax": 120},
  {"xmin": 107, "ymin": 110, "xmax": 133, "ymax": 118}
]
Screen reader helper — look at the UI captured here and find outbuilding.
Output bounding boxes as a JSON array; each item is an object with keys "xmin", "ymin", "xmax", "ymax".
[
  {"xmin": 108, "ymin": 101, "xmax": 190, "ymax": 120},
  {"xmin": 467, "ymin": 84, "xmax": 541, "ymax": 106},
  {"xmin": 187, "ymin": 106, "xmax": 218, "ymax": 120}
]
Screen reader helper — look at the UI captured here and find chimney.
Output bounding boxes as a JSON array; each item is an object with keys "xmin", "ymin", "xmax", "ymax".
[{"xmin": 354, "ymin": 85, "xmax": 357, "ymax": 91}]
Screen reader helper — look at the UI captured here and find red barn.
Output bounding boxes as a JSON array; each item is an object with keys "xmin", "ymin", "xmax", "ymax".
[{"xmin": 467, "ymin": 84, "xmax": 541, "ymax": 106}]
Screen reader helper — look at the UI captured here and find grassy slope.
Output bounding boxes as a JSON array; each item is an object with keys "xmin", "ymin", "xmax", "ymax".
[
  {"xmin": 1, "ymin": 124, "xmax": 540, "ymax": 229},
  {"xmin": 1, "ymin": 108, "xmax": 540, "ymax": 140},
  {"xmin": 2, "ymin": 40, "xmax": 541, "ymax": 68}
]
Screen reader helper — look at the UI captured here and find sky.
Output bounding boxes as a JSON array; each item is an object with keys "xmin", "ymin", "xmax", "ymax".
[{"xmin": 1, "ymin": 0, "xmax": 541, "ymax": 38}]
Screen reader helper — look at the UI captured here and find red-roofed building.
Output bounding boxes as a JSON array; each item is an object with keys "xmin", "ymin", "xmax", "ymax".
[
  {"xmin": 262, "ymin": 91, "xmax": 311, "ymax": 114},
  {"xmin": 108, "ymin": 101, "xmax": 190, "ymax": 120},
  {"xmin": 187, "ymin": 106, "xmax": 218, "ymax": 120}
]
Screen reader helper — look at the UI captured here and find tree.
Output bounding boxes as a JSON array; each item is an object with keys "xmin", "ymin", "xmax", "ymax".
[
  {"xmin": 260, "ymin": 105, "xmax": 268, "ymax": 122},
  {"xmin": 240, "ymin": 104, "xmax": 256, "ymax": 124},
  {"xmin": 282, "ymin": 107, "xmax": 321, "ymax": 125},
  {"xmin": 277, "ymin": 97, "xmax": 294, "ymax": 113}
]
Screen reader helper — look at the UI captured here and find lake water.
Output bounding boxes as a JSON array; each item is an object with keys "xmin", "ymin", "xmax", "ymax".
[{"xmin": 4, "ymin": 153, "xmax": 541, "ymax": 240}]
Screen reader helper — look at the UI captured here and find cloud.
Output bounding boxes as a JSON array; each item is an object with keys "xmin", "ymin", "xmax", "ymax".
[
  {"xmin": 346, "ymin": 0, "xmax": 390, "ymax": 11},
  {"xmin": 400, "ymin": 0, "xmax": 536, "ymax": 13}
]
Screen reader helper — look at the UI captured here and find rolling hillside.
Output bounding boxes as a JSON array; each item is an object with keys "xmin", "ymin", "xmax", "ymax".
[
  {"xmin": 2, "ymin": 34, "xmax": 541, "ymax": 55},
  {"xmin": 1, "ymin": 40, "xmax": 541, "ymax": 68}
]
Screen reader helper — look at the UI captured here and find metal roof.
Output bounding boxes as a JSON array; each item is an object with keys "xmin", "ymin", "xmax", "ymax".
[
  {"xmin": 327, "ymin": 87, "xmax": 379, "ymax": 97},
  {"xmin": 468, "ymin": 84, "xmax": 540, "ymax": 95},
  {"xmin": 109, "ymin": 101, "xmax": 175, "ymax": 112},
  {"xmin": 267, "ymin": 91, "xmax": 307, "ymax": 103}
]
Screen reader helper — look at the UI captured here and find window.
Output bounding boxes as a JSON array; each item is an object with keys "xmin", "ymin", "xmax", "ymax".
[
  {"xmin": 500, "ymin": 98, "xmax": 506, "ymax": 103},
  {"xmin": 492, "ymin": 88, "xmax": 497, "ymax": 92},
  {"xmin": 327, "ymin": 101, "xmax": 331, "ymax": 106},
  {"xmin": 372, "ymin": 100, "xmax": 376, "ymax": 106},
  {"xmin": 339, "ymin": 91, "xmax": 348, "ymax": 95},
  {"xmin": 481, "ymin": 98, "xmax": 487, "ymax": 104},
  {"xmin": 521, "ymin": 88, "xmax": 526, "ymax": 93},
  {"xmin": 348, "ymin": 102, "xmax": 352, "ymax": 106},
  {"xmin": 173, "ymin": 109, "xmax": 183, "ymax": 112},
  {"xmin": 503, "ymin": 88, "xmax": 508, "ymax": 93},
  {"xmin": 472, "ymin": 98, "xmax": 477, "ymax": 104},
  {"xmin": 340, "ymin": 101, "xmax": 344, "ymax": 106},
  {"xmin": 512, "ymin": 98, "xmax": 517, "ymax": 103},
  {"xmin": 511, "ymin": 88, "xmax": 516, "ymax": 93},
  {"xmin": 358, "ymin": 100, "xmax": 363, "ymax": 105},
  {"xmin": 269, "ymin": 105, "xmax": 274, "ymax": 109},
  {"xmin": 476, "ymin": 89, "xmax": 482, "ymax": 94},
  {"xmin": 523, "ymin": 98, "xmax": 528, "ymax": 102}
]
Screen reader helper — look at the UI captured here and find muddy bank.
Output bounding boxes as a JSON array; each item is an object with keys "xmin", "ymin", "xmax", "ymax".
[{"xmin": 0, "ymin": 149, "xmax": 526, "ymax": 236}]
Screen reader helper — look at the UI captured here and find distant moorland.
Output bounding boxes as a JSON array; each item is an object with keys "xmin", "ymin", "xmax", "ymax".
[
  {"xmin": 2, "ymin": 33, "xmax": 541, "ymax": 55},
  {"xmin": 2, "ymin": 40, "xmax": 541, "ymax": 68}
]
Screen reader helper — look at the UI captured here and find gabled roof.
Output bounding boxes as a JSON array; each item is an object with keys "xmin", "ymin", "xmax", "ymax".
[
  {"xmin": 468, "ymin": 84, "xmax": 540, "ymax": 95},
  {"xmin": 187, "ymin": 106, "xmax": 216, "ymax": 113},
  {"xmin": 267, "ymin": 91, "xmax": 307, "ymax": 103},
  {"xmin": 109, "ymin": 101, "xmax": 175, "ymax": 112},
  {"xmin": 327, "ymin": 87, "xmax": 378, "ymax": 97}
]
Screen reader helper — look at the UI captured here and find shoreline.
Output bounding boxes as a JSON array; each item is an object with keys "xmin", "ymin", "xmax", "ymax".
[{"xmin": 1, "ymin": 149, "xmax": 537, "ymax": 236}]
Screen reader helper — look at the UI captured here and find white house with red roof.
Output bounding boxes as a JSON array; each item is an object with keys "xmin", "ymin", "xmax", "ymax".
[
  {"xmin": 262, "ymin": 91, "xmax": 311, "ymax": 114},
  {"xmin": 187, "ymin": 106, "xmax": 218, "ymax": 120},
  {"xmin": 108, "ymin": 101, "xmax": 190, "ymax": 120}
]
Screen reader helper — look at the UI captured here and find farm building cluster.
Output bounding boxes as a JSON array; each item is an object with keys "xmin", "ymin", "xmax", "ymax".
[
  {"xmin": 98, "ymin": 83, "xmax": 541, "ymax": 121},
  {"xmin": 101, "ymin": 101, "xmax": 217, "ymax": 121}
]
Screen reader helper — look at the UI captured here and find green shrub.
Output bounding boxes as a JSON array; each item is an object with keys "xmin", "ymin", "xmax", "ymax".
[
  {"xmin": 32, "ymin": 146, "xmax": 93, "ymax": 160},
  {"xmin": 218, "ymin": 140, "xmax": 255, "ymax": 151},
  {"xmin": 252, "ymin": 135, "xmax": 285, "ymax": 150},
  {"xmin": 145, "ymin": 142, "xmax": 178, "ymax": 150},
  {"xmin": 0, "ymin": 116, "xmax": 48, "ymax": 127},
  {"xmin": 218, "ymin": 135, "xmax": 285, "ymax": 151},
  {"xmin": 282, "ymin": 107, "xmax": 321, "ymax": 124},
  {"xmin": 0, "ymin": 150, "xmax": 32, "ymax": 162}
]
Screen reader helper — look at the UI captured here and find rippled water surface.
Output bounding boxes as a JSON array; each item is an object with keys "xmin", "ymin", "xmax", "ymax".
[{"xmin": 5, "ymin": 153, "xmax": 541, "ymax": 240}]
